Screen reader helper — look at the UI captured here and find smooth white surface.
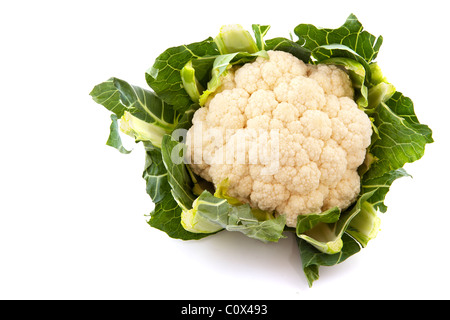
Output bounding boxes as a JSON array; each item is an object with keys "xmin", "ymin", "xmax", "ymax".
[{"xmin": 1, "ymin": 0, "xmax": 449, "ymax": 300}]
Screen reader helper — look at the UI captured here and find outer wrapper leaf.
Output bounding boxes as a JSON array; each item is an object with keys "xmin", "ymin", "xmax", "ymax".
[
  {"xmin": 148, "ymin": 137, "xmax": 219, "ymax": 239},
  {"xmin": 112, "ymin": 78, "xmax": 179, "ymax": 128},
  {"xmin": 385, "ymin": 92, "xmax": 433, "ymax": 141},
  {"xmin": 364, "ymin": 95, "xmax": 433, "ymax": 180},
  {"xmin": 106, "ymin": 114, "xmax": 132, "ymax": 154},
  {"xmin": 297, "ymin": 190, "xmax": 376, "ymax": 254},
  {"xmin": 347, "ymin": 202, "xmax": 381, "ymax": 248},
  {"xmin": 252, "ymin": 24, "xmax": 271, "ymax": 51},
  {"xmin": 142, "ymin": 145, "xmax": 170, "ymax": 204},
  {"xmin": 294, "ymin": 13, "xmax": 383, "ymax": 64},
  {"xmin": 91, "ymin": 77, "xmax": 178, "ymax": 129},
  {"xmin": 194, "ymin": 191, "xmax": 286, "ymax": 243},
  {"xmin": 362, "ymin": 168, "xmax": 411, "ymax": 212},
  {"xmin": 148, "ymin": 193, "xmax": 211, "ymax": 240},
  {"xmin": 146, "ymin": 38, "xmax": 219, "ymax": 111},
  {"xmin": 297, "ymin": 233, "xmax": 361, "ymax": 287},
  {"xmin": 296, "ymin": 207, "xmax": 340, "ymax": 235},
  {"xmin": 160, "ymin": 135, "xmax": 196, "ymax": 210},
  {"xmin": 264, "ymin": 37, "xmax": 311, "ymax": 63},
  {"xmin": 90, "ymin": 77, "xmax": 180, "ymax": 149},
  {"xmin": 90, "ymin": 79, "xmax": 127, "ymax": 117}
]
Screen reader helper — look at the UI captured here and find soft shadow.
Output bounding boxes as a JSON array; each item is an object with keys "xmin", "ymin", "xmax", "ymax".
[{"xmin": 179, "ymin": 230, "xmax": 310, "ymax": 292}]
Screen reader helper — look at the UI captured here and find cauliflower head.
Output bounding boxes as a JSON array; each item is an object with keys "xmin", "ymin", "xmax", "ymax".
[{"xmin": 186, "ymin": 50, "xmax": 372, "ymax": 227}]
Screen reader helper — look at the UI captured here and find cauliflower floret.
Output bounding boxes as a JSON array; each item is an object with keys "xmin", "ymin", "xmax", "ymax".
[
  {"xmin": 235, "ymin": 60, "xmax": 269, "ymax": 93},
  {"xmin": 300, "ymin": 110, "xmax": 332, "ymax": 140},
  {"xmin": 207, "ymin": 88, "xmax": 248, "ymax": 128},
  {"xmin": 186, "ymin": 50, "xmax": 372, "ymax": 227},
  {"xmin": 250, "ymin": 181, "xmax": 290, "ymax": 212},
  {"xmin": 273, "ymin": 102, "xmax": 299, "ymax": 124},
  {"xmin": 308, "ymin": 64, "xmax": 354, "ymax": 98},
  {"xmin": 286, "ymin": 76, "xmax": 326, "ymax": 111},
  {"xmin": 245, "ymin": 89, "xmax": 278, "ymax": 118},
  {"xmin": 323, "ymin": 170, "xmax": 361, "ymax": 211}
]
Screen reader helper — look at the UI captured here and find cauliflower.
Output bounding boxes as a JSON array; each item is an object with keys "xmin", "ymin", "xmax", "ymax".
[
  {"xmin": 186, "ymin": 50, "xmax": 372, "ymax": 227},
  {"xmin": 92, "ymin": 17, "xmax": 434, "ymax": 287}
]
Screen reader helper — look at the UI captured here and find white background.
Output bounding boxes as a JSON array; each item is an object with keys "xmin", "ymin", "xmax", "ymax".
[{"xmin": 1, "ymin": 0, "xmax": 449, "ymax": 300}]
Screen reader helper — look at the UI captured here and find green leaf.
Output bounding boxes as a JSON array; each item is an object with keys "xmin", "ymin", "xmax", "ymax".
[
  {"xmin": 190, "ymin": 55, "xmax": 218, "ymax": 88},
  {"xmin": 229, "ymin": 215, "xmax": 286, "ymax": 243},
  {"xmin": 298, "ymin": 229, "xmax": 344, "ymax": 254},
  {"xmin": 148, "ymin": 193, "xmax": 210, "ymax": 240},
  {"xmin": 111, "ymin": 78, "xmax": 178, "ymax": 130},
  {"xmin": 226, "ymin": 206, "xmax": 286, "ymax": 243},
  {"xmin": 214, "ymin": 24, "xmax": 258, "ymax": 54},
  {"xmin": 195, "ymin": 191, "xmax": 231, "ymax": 227},
  {"xmin": 160, "ymin": 135, "xmax": 196, "ymax": 210},
  {"xmin": 385, "ymin": 92, "xmax": 434, "ymax": 143},
  {"xmin": 214, "ymin": 178, "xmax": 243, "ymax": 206},
  {"xmin": 347, "ymin": 202, "xmax": 381, "ymax": 248},
  {"xmin": 142, "ymin": 145, "xmax": 170, "ymax": 204},
  {"xmin": 180, "ymin": 60, "xmax": 203, "ymax": 103},
  {"xmin": 145, "ymin": 38, "xmax": 219, "ymax": 111},
  {"xmin": 367, "ymin": 82, "xmax": 396, "ymax": 109},
  {"xmin": 252, "ymin": 24, "xmax": 271, "ymax": 51},
  {"xmin": 90, "ymin": 78, "xmax": 127, "ymax": 117},
  {"xmin": 362, "ymin": 168, "xmax": 411, "ymax": 212},
  {"xmin": 296, "ymin": 207, "xmax": 341, "ymax": 235},
  {"xmin": 119, "ymin": 111, "xmax": 169, "ymax": 149},
  {"xmin": 297, "ymin": 233, "xmax": 361, "ymax": 287},
  {"xmin": 106, "ymin": 114, "xmax": 132, "ymax": 154},
  {"xmin": 369, "ymin": 62, "xmax": 388, "ymax": 86},
  {"xmin": 264, "ymin": 37, "xmax": 311, "ymax": 63},
  {"xmin": 294, "ymin": 13, "xmax": 383, "ymax": 63},
  {"xmin": 90, "ymin": 77, "xmax": 179, "ymax": 148},
  {"xmin": 365, "ymin": 95, "xmax": 433, "ymax": 180},
  {"xmin": 189, "ymin": 191, "xmax": 286, "ymax": 243},
  {"xmin": 174, "ymin": 106, "xmax": 196, "ymax": 131},
  {"xmin": 181, "ymin": 197, "xmax": 224, "ymax": 234},
  {"xmin": 312, "ymin": 44, "xmax": 372, "ymax": 79},
  {"xmin": 298, "ymin": 189, "xmax": 376, "ymax": 254}
]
